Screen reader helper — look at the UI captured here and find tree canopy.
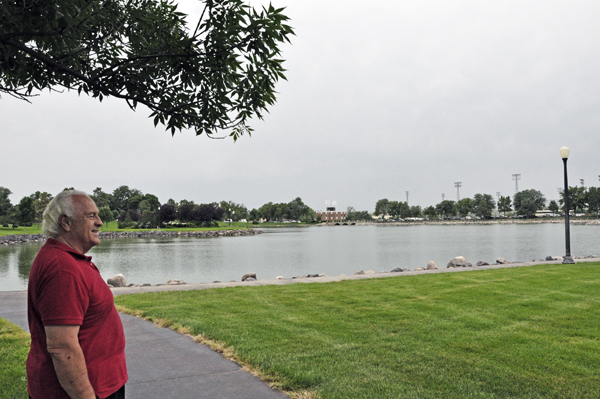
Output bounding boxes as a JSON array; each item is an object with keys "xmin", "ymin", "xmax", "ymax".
[
  {"xmin": 514, "ymin": 189, "xmax": 546, "ymax": 218},
  {"xmin": 0, "ymin": 0, "xmax": 294, "ymax": 139}
]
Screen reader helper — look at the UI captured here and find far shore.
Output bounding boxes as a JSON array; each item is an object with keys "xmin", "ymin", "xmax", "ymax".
[{"xmin": 2, "ymin": 217, "xmax": 600, "ymax": 244}]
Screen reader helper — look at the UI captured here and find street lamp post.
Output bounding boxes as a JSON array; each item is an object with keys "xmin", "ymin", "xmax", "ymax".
[{"xmin": 560, "ymin": 146, "xmax": 575, "ymax": 264}]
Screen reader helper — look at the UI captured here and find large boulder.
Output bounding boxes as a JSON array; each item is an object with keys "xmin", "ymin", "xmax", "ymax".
[
  {"xmin": 476, "ymin": 261, "xmax": 489, "ymax": 266},
  {"xmin": 242, "ymin": 273, "xmax": 257, "ymax": 281},
  {"xmin": 447, "ymin": 256, "xmax": 472, "ymax": 268},
  {"xmin": 354, "ymin": 270, "xmax": 365, "ymax": 275},
  {"xmin": 426, "ymin": 261, "xmax": 439, "ymax": 270},
  {"xmin": 167, "ymin": 279, "xmax": 187, "ymax": 285},
  {"xmin": 107, "ymin": 274, "xmax": 127, "ymax": 287},
  {"xmin": 496, "ymin": 257, "xmax": 511, "ymax": 264}
]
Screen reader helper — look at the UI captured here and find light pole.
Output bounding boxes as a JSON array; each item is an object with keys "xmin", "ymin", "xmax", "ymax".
[{"xmin": 560, "ymin": 146, "xmax": 575, "ymax": 264}]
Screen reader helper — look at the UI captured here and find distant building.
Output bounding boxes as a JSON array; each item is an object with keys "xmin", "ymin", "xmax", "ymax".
[{"xmin": 318, "ymin": 206, "xmax": 346, "ymax": 221}]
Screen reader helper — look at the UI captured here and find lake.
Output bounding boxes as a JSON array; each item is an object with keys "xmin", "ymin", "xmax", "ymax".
[{"xmin": 1, "ymin": 223, "xmax": 599, "ymax": 292}]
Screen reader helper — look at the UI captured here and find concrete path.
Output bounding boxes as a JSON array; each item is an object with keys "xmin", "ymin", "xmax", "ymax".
[
  {"xmin": 0, "ymin": 290, "xmax": 287, "ymax": 399},
  {"xmin": 2, "ymin": 257, "xmax": 598, "ymax": 398}
]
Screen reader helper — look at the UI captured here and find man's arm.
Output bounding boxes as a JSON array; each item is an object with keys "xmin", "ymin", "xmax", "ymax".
[{"xmin": 45, "ymin": 325, "xmax": 96, "ymax": 399}]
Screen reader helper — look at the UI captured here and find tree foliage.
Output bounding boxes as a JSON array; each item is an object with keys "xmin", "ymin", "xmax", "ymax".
[
  {"xmin": 0, "ymin": 0, "xmax": 294, "ymax": 139},
  {"xmin": 436, "ymin": 200, "xmax": 456, "ymax": 219},
  {"xmin": 559, "ymin": 186, "xmax": 588, "ymax": 215},
  {"xmin": 514, "ymin": 189, "xmax": 546, "ymax": 218},
  {"xmin": 0, "ymin": 187, "xmax": 14, "ymax": 224},
  {"xmin": 498, "ymin": 195, "xmax": 512, "ymax": 216},
  {"xmin": 472, "ymin": 193, "xmax": 495, "ymax": 219},
  {"xmin": 17, "ymin": 196, "xmax": 36, "ymax": 230}
]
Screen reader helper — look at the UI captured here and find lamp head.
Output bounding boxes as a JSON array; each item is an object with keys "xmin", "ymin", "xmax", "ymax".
[{"xmin": 560, "ymin": 146, "xmax": 570, "ymax": 159}]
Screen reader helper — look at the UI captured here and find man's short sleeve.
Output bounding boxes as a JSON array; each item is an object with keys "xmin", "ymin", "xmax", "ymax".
[{"xmin": 37, "ymin": 270, "xmax": 90, "ymax": 326}]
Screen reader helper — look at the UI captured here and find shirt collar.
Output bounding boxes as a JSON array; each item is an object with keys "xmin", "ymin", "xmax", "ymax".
[{"xmin": 46, "ymin": 238, "xmax": 93, "ymax": 262}]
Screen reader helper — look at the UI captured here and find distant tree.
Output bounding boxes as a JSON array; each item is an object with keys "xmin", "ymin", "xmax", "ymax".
[
  {"xmin": 498, "ymin": 196, "xmax": 512, "ymax": 216},
  {"xmin": 286, "ymin": 197, "xmax": 307, "ymax": 221},
  {"xmin": 178, "ymin": 202, "xmax": 196, "ymax": 223},
  {"xmin": 91, "ymin": 187, "xmax": 112, "ymax": 209},
  {"xmin": 387, "ymin": 201, "xmax": 401, "ymax": 218},
  {"xmin": 30, "ymin": 191, "xmax": 53, "ymax": 228},
  {"xmin": 249, "ymin": 208, "xmax": 260, "ymax": 222},
  {"xmin": 514, "ymin": 189, "xmax": 546, "ymax": 218},
  {"xmin": 111, "ymin": 186, "xmax": 142, "ymax": 212},
  {"xmin": 128, "ymin": 195, "xmax": 145, "ymax": 211},
  {"xmin": 588, "ymin": 187, "xmax": 600, "ymax": 217},
  {"xmin": 138, "ymin": 200, "xmax": 153, "ymax": 219},
  {"xmin": 158, "ymin": 203, "xmax": 177, "ymax": 225},
  {"xmin": 472, "ymin": 193, "xmax": 495, "ymax": 219},
  {"xmin": 347, "ymin": 207, "xmax": 371, "ymax": 221},
  {"xmin": 193, "ymin": 204, "xmax": 223, "ymax": 226},
  {"xmin": 98, "ymin": 206, "xmax": 114, "ymax": 229},
  {"xmin": 258, "ymin": 202, "xmax": 275, "ymax": 222},
  {"xmin": 374, "ymin": 199, "xmax": 390, "ymax": 218},
  {"xmin": 436, "ymin": 200, "xmax": 456, "ymax": 219},
  {"xmin": 0, "ymin": 187, "xmax": 14, "ymax": 225},
  {"xmin": 548, "ymin": 200, "xmax": 560, "ymax": 215},
  {"xmin": 456, "ymin": 198, "xmax": 474, "ymax": 218},
  {"xmin": 17, "ymin": 196, "xmax": 36, "ymax": 232},
  {"xmin": 273, "ymin": 203, "xmax": 287, "ymax": 222},
  {"xmin": 410, "ymin": 205, "xmax": 422, "ymax": 218},
  {"xmin": 423, "ymin": 205, "xmax": 438, "ymax": 220},
  {"xmin": 399, "ymin": 202, "xmax": 411, "ymax": 219},
  {"xmin": 559, "ymin": 186, "xmax": 588, "ymax": 215}
]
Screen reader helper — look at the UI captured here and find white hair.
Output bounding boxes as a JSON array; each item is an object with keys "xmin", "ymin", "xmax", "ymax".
[{"xmin": 42, "ymin": 190, "xmax": 91, "ymax": 238}]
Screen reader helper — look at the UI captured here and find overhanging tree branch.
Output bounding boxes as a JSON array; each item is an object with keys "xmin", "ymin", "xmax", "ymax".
[{"xmin": 0, "ymin": 0, "xmax": 294, "ymax": 140}]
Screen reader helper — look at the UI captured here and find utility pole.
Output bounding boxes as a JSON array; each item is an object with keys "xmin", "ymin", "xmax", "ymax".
[
  {"xmin": 496, "ymin": 192, "xmax": 501, "ymax": 203},
  {"xmin": 442, "ymin": 193, "xmax": 445, "ymax": 201},
  {"xmin": 512, "ymin": 174, "xmax": 521, "ymax": 194},
  {"xmin": 580, "ymin": 179, "xmax": 585, "ymax": 187},
  {"xmin": 406, "ymin": 191, "xmax": 409, "ymax": 205},
  {"xmin": 454, "ymin": 182, "xmax": 462, "ymax": 201}
]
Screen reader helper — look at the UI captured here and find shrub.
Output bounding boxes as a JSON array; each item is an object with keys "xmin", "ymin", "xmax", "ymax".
[{"xmin": 252, "ymin": 220, "xmax": 259, "ymax": 224}]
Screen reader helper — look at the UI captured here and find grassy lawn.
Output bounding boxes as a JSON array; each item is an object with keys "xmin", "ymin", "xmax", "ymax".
[
  {"xmin": 0, "ymin": 318, "xmax": 29, "ymax": 399},
  {"xmin": 115, "ymin": 263, "xmax": 600, "ymax": 399},
  {"xmin": 0, "ymin": 221, "xmax": 261, "ymax": 236}
]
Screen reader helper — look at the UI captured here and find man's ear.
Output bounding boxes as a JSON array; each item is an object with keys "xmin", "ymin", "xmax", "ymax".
[{"xmin": 59, "ymin": 214, "xmax": 71, "ymax": 232}]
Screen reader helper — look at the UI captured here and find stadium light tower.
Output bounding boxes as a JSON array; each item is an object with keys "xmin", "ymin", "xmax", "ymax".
[
  {"xmin": 512, "ymin": 174, "xmax": 521, "ymax": 194},
  {"xmin": 454, "ymin": 182, "xmax": 462, "ymax": 201}
]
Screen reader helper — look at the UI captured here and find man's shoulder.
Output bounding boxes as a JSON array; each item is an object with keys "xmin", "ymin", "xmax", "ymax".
[{"xmin": 33, "ymin": 240, "xmax": 85, "ymax": 274}]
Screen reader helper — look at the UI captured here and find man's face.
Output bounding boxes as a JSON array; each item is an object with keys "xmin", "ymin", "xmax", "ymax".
[{"xmin": 67, "ymin": 195, "xmax": 103, "ymax": 254}]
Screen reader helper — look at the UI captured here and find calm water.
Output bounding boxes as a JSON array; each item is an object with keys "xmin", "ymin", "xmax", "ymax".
[{"xmin": 1, "ymin": 224, "xmax": 599, "ymax": 291}]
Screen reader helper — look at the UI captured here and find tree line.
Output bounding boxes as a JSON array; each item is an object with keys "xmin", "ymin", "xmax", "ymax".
[
  {"xmin": 0, "ymin": 186, "xmax": 321, "ymax": 230},
  {"xmin": 371, "ymin": 186, "xmax": 600, "ymax": 220},
  {"xmin": 2, "ymin": 185, "xmax": 599, "ymax": 231}
]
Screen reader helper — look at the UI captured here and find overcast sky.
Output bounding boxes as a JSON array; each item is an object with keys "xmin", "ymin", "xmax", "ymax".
[{"xmin": 3, "ymin": 0, "xmax": 600, "ymax": 212}]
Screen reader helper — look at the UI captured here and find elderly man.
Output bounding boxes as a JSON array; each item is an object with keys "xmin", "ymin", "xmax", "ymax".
[{"xmin": 27, "ymin": 190, "xmax": 127, "ymax": 399}]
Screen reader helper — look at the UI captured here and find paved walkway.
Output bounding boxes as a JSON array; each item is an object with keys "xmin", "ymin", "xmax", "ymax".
[
  {"xmin": 2, "ymin": 257, "xmax": 598, "ymax": 398},
  {"xmin": 0, "ymin": 290, "xmax": 287, "ymax": 399}
]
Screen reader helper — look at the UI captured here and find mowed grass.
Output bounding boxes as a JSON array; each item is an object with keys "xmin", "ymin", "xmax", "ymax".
[
  {"xmin": 0, "ymin": 221, "xmax": 256, "ymax": 236},
  {"xmin": 0, "ymin": 318, "xmax": 30, "ymax": 399},
  {"xmin": 115, "ymin": 263, "xmax": 600, "ymax": 398}
]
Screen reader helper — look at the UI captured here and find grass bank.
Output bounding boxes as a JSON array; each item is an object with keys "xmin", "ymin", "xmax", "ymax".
[
  {"xmin": 0, "ymin": 318, "xmax": 29, "ymax": 399},
  {"xmin": 115, "ymin": 263, "xmax": 600, "ymax": 399},
  {"xmin": 0, "ymin": 220, "xmax": 307, "ymax": 237}
]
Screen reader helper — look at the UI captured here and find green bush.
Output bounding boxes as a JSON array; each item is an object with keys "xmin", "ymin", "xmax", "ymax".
[{"xmin": 252, "ymin": 220, "xmax": 259, "ymax": 224}]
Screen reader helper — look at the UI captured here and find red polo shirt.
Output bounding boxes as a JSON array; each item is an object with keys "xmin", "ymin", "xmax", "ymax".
[{"xmin": 27, "ymin": 238, "xmax": 127, "ymax": 399}]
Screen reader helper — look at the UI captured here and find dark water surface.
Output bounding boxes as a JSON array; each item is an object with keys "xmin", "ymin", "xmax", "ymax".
[{"xmin": 1, "ymin": 224, "xmax": 599, "ymax": 291}]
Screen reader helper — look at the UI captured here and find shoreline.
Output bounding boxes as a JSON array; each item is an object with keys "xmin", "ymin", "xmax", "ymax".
[{"xmin": 2, "ymin": 218, "xmax": 600, "ymax": 245}]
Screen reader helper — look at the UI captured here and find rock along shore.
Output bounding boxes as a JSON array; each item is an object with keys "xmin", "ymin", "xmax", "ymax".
[{"xmin": 0, "ymin": 229, "xmax": 262, "ymax": 245}]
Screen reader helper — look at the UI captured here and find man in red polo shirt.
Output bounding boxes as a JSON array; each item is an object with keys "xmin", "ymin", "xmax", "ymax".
[{"xmin": 27, "ymin": 190, "xmax": 127, "ymax": 399}]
